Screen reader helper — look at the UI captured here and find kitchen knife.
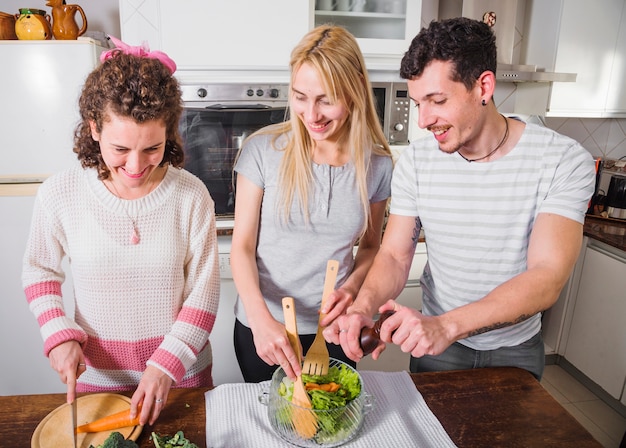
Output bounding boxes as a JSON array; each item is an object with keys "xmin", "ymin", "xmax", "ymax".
[{"xmin": 70, "ymin": 397, "xmax": 78, "ymax": 448}]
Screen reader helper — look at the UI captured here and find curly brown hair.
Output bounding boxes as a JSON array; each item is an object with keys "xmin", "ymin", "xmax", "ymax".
[
  {"xmin": 400, "ymin": 17, "xmax": 497, "ymax": 91},
  {"xmin": 74, "ymin": 51, "xmax": 184, "ymax": 180}
]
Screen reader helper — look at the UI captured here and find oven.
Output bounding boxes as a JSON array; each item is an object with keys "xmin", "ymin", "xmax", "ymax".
[
  {"xmin": 179, "ymin": 81, "xmax": 410, "ymax": 224},
  {"xmin": 179, "ymin": 83, "xmax": 290, "ymax": 223}
]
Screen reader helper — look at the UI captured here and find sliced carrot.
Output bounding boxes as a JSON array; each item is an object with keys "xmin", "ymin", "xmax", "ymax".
[
  {"xmin": 75, "ymin": 404, "xmax": 142, "ymax": 433},
  {"xmin": 304, "ymin": 382, "xmax": 341, "ymax": 392}
]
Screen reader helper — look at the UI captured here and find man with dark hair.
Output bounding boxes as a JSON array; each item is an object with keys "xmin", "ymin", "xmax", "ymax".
[{"xmin": 326, "ymin": 17, "xmax": 596, "ymax": 380}]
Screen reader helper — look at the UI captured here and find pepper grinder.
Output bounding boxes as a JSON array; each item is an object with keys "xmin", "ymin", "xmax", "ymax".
[{"xmin": 359, "ymin": 310, "xmax": 395, "ymax": 356}]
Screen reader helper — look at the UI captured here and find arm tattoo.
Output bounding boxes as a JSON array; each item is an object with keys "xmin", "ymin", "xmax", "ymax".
[
  {"xmin": 410, "ymin": 217, "xmax": 421, "ymax": 250},
  {"xmin": 468, "ymin": 314, "xmax": 533, "ymax": 337}
]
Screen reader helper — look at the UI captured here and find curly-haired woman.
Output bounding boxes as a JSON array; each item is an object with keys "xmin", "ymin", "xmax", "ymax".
[{"xmin": 22, "ymin": 37, "xmax": 220, "ymax": 426}]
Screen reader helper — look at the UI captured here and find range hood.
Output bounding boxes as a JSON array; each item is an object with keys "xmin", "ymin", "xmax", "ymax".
[
  {"xmin": 440, "ymin": 0, "xmax": 577, "ymax": 83},
  {"xmin": 496, "ymin": 64, "xmax": 577, "ymax": 83}
]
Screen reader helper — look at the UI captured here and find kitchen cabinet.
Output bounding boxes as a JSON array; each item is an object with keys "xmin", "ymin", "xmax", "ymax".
[
  {"xmin": 120, "ymin": 0, "xmax": 427, "ymax": 75},
  {"xmin": 312, "ymin": 0, "xmax": 422, "ymax": 68},
  {"xmin": 562, "ymin": 240, "xmax": 626, "ymax": 400},
  {"xmin": 525, "ymin": 0, "xmax": 626, "ymax": 117},
  {"xmin": 120, "ymin": 0, "xmax": 311, "ymax": 72}
]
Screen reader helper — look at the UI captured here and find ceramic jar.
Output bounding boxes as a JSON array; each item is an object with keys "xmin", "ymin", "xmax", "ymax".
[
  {"xmin": 14, "ymin": 8, "xmax": 52, "ymax": 40},
  {"xmin": 0, "ymin": 11, "xmax": 18, "ymax": 39}
]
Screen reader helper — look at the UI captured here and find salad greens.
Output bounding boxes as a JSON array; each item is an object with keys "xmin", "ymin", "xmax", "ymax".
[
  {"xmin": 150, "ymin": 431, "xmax": 199, "ymax": 448},
  {"xmin": 278, "ymin": 364, "xmax": 362, "ymax": 443}
]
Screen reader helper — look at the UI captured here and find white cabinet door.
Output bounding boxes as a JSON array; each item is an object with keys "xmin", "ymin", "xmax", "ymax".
[
  {"xmin": 605, "ymin": 4, "xmax": 626, "ymax": 115},
  {"xmin": 120, "ymin": 0, "xmax": 311, "ymax": 70},
  {"xmin": 547, "ymin": 0, "xmax": 626, "ymax": 117},
  {"xmin": 563, "ymin": 242, "xmax": 626, "ymax": 399}
]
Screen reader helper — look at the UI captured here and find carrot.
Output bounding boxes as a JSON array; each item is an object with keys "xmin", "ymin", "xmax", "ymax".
[
  {"xmin": 304, "ymin": 382, "xmax": 341, "ymax": 392},
  {"xmin": 75, "ymin": 404, "xmax": 142, "ymax": 433}
]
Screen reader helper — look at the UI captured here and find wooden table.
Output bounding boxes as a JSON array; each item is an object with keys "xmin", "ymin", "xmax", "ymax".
[{"xmin": 1, "ymin": 367, "xmax": 600, "ymax": 447}]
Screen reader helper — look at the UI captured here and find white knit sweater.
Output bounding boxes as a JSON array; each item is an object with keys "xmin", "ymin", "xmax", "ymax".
[{"xmin": 22, "ymin": 165, "xmax": 220, "ymax": 391}]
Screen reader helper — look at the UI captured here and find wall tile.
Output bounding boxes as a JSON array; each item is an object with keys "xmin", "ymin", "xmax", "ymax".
[{"xmin": 544, "ymin": 118, "xmax": 626, "ymax": 160}]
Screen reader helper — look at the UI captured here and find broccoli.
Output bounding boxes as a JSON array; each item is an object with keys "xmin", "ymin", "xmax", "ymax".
[
  {"xmin": 151, "ymin": 430, "xmax": 199, "ymax": 448},
  {"xmin": 88, "ymin": 431, "xmax": 139, "ymax": 448}
]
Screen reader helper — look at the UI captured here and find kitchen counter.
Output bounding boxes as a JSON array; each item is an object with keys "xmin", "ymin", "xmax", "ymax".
[
  {"xmin": 2, "ymin": 367, "xmax": 600, "ymax": 447},
  {"xmin": 584, "ymin": 214, "xmax": 626, "ymax": 252}
]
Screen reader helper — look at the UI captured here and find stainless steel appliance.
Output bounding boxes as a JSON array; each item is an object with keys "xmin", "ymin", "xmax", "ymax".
[
  {"xmin": 606, "ymin": 174, "xmax": 626, "ymax": 220},
  {"xmin": 179, "ymin": 81, "xmax": 410, "ymax": 221},
  {"xmin": 179, "ymin": 83, "xmax": 290, "ymax": 221},
  {"xmin": 589, "ymin": 158, "xmax": 626, "ymax": 219},
  {"xmin": 371, "ymin": 81, "xmax": 410, "ymax": 145}
]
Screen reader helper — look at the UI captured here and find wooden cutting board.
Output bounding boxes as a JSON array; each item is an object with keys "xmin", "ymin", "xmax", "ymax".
[{"xmin": 31, "ymin": 393, "xmax": 142, "ymax": 448}]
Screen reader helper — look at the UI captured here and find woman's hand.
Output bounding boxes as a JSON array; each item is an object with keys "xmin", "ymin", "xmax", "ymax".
[
  {"xmin": 48, "ymin": 340, "xmax": 86, "ymax": 404},
  {"xmin": 251, "ymin": 318, "xmax": 300, "ymax": 380},
  {"xmin": 132, "ymin": 365, "xmax": 173, "ymax": 426}
]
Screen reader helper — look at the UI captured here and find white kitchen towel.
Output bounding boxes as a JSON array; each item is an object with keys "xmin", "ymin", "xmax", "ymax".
[{"xmin": 205, "ymin": 370, "xmax": 457, "ymax": 447}]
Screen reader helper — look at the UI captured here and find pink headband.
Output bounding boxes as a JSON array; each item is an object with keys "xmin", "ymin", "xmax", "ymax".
[{"xmin": 100, "ymin": 35, "xmax": 177, "ymax": 75}]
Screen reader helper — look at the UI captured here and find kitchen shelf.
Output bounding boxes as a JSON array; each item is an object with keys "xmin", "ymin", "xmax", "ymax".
[
  {"xmin": 314, "ymin": 11, "xmax": 407, "ymax": 40},
  {"xmin": 315, "ymin": 11, "xmax": 406, "ymax": 19}
]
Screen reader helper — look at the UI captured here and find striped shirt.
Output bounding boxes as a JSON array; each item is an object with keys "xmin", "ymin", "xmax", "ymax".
[{"xmin": 390, "ymin": 122, "xmax": 595, "ymax": 350}]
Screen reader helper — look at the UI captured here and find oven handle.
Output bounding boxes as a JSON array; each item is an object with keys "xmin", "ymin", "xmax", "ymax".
[{"xmin": 204, "ymin": 104, "xmax": 277, "ymax": 110}]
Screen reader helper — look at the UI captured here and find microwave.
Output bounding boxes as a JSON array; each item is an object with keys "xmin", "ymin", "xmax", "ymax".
[
  {"xmin": 178, "ymin": 81, "xmax": 409, "ymax": 220},
  {"xmin": 371, "ymin": 81, "xmax": 410, "ymax": 146}
]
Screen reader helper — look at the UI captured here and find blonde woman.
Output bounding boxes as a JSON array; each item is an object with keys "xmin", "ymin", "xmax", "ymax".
[{"xmin": 230, "ymin": 25, "xmax": 393, "ymax": 382}]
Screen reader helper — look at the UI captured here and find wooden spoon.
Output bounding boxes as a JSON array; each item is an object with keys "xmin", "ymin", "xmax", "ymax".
[{"xmin": 282, "ymin": 297, "xmax": 318, "ymax": 439}]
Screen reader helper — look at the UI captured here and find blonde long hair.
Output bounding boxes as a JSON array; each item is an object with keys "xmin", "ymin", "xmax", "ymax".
[{"xmin": 254, "ymin": 25, "xmax": 392, "ymax": 236}]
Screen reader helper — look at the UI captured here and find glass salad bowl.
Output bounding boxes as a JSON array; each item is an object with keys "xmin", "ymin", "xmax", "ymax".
[{"xmin": 259, "ymin": 358, "xmax": 375, "ymax": 447}]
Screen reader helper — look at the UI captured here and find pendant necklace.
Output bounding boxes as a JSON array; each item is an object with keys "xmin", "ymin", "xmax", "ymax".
[
  {"xmin": 108, "ymin": 181, "xmax": 142, "ymax": 245},
  {"xmin": 459, "ymin": 114, "xmax": 509, "ymax": 163}
]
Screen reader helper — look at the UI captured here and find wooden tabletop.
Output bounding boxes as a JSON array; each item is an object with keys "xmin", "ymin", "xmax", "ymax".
[{"xmin": 2, "ymin": 366, "xmax": 600, "ymax": 448}]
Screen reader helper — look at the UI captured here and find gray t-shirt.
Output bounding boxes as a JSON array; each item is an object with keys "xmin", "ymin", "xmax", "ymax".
[{"xmin": 234, "ymin": 132, "xmax": 393, "ymax": 333}]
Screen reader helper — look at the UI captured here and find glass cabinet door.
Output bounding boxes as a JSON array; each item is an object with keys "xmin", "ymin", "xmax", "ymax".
[{"xmin": 313, "ymin": 0, "xmax": 422, "ymax": 56}]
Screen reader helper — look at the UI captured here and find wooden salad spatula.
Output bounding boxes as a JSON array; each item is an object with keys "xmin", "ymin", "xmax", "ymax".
[
  {"xmin": 282, "ymin": 296, "xmax": 318, "ymax": 439},
  {"xmin": 302, "ymin": 259, "xmax": 339, "ymax": 376}
]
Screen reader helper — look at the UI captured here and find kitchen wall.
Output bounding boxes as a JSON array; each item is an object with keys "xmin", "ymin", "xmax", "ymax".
[
  {"xmin": 2, "ymin": 0, "xmax": 120, "ymax": 39},
  {"xmin": 2, "ymin": 0, "xmax": 622, "ymax": 161},
  {"xmin": 544, "ymin": 118, "xmax": 626, "ymax": 161}
]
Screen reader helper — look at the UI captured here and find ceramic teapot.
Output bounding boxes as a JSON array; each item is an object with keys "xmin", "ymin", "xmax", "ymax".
[
  {"xmin": 46, "ymin": 0, "xmax": 87, "ymax": 40},
  {"xmin": 14, "ymin": 8, "xmax": 52, "ymax": 40}
]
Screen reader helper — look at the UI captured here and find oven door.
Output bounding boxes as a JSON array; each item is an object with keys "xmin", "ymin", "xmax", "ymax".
[{"xmin": 179, "ymin": 105, "xmax": 288, "ymax": 219}]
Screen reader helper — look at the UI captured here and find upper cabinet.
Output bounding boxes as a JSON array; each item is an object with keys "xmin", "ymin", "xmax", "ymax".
[
  {"xmin": 119, "ymin": 0, "xmax": 425, "ymax": 75},
  {"xmin": 119, "ymin": 0, "xmax": 311, "ymax": 73},
  {"xmin": 313, "ymin": 0, "xmax": 422, "ymax": 68},
  {"xmin": 524, "ymin": 0, "xmax": 626, "ymax": 118}
]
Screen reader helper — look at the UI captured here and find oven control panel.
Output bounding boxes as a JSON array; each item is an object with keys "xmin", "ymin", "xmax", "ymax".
[{"xmin": 181, "ymin": 83, "xmax": 290, "ymax": 103}]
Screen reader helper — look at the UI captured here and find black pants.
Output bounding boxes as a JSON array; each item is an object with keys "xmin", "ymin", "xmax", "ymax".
[{"xmin": 234, "ymin": 318, "xmax": 356, "ymax": 383}]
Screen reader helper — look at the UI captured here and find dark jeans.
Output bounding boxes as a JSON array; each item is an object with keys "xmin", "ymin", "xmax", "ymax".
[
  {"xmin": 410, "ymin": 331, "xmax": 545, "ymax": 380},
  {"xmin": 234, "ymin": 318, "xmax": 356, "ymax": 383}
]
